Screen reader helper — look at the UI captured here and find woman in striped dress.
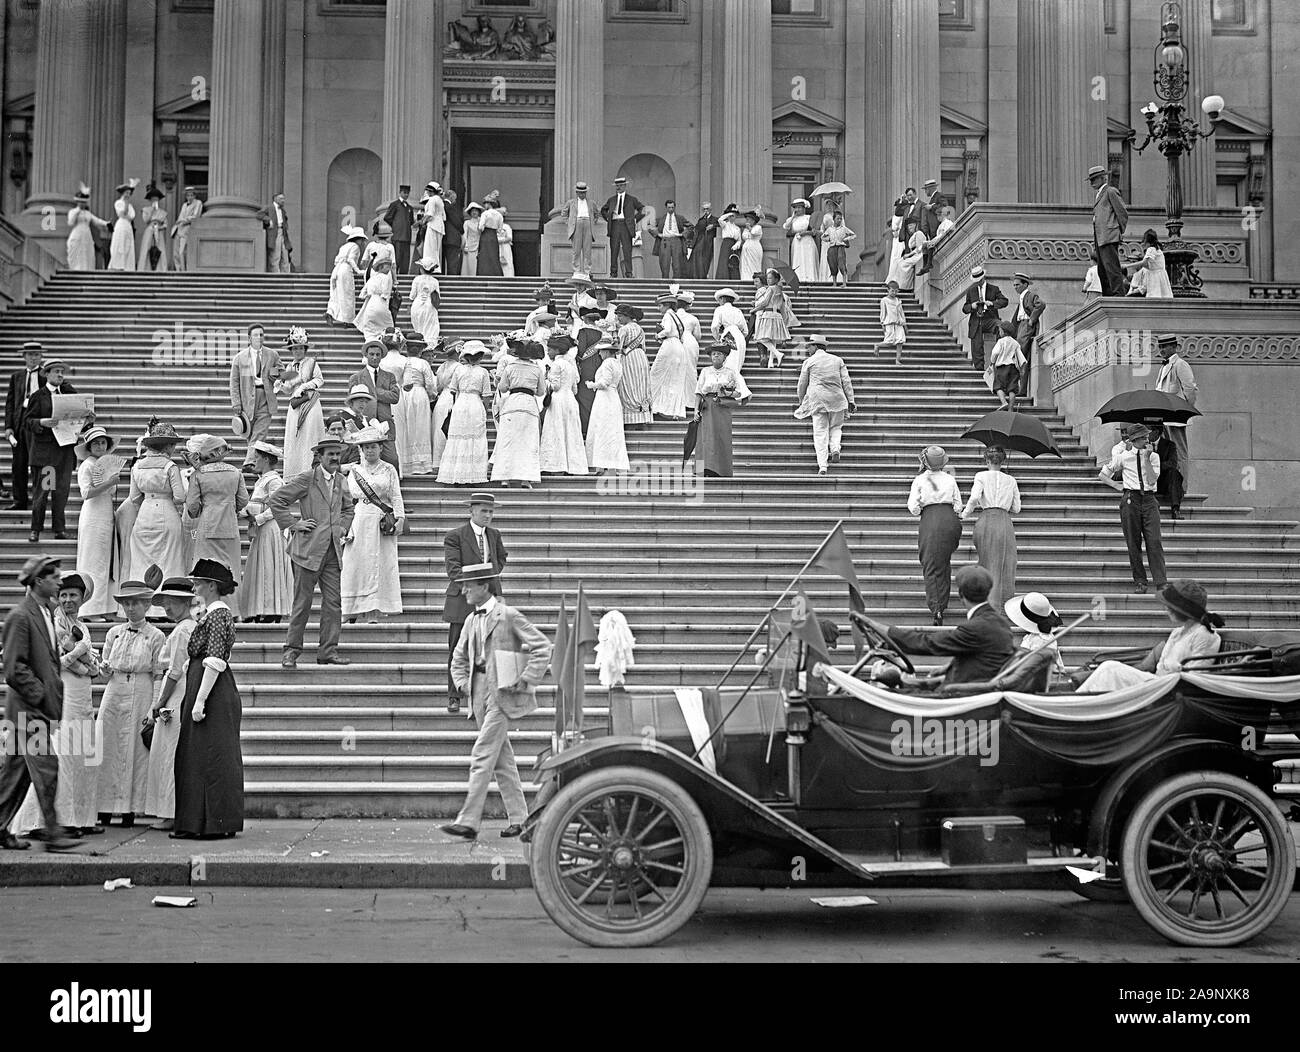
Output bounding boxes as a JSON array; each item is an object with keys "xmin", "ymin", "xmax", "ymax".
[
  {"xmin": 962, "ymin": 446, "xmax": 1022, "ymax": 608},
  {"xmin": 614, "ymin": 303, "xmax": 652, "ymax": 431}
]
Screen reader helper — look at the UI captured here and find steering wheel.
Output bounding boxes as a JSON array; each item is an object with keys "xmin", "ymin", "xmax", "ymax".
[{"xmin": 849, "ymin": 611, "xmax": 915, "ymax": 674}]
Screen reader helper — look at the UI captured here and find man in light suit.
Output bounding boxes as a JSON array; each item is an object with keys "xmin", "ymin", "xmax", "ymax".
[
  {"xmin": 441, "ymin": 562, "xmax": 551, "ymax": 840},
  {"xmin": 1088, "ymin": 164, "xmax": 1129, "ymax": 296},
  {"xmin": 796, "ymin": 334, "xmax": 856, "ymax": 476},
  {"xmin": 548, "ymin": 180, "xmax": 600, "ymax": 278},
  {"xmin": 442, "ymin": 492, "xmax": 509, "ymax": 714},
  {"xmin": 1008, "ymin": 272, "xmax": 1046, "ymax": 399},
  {"xmin": 346, "ymin": 340, "xmax": 400, "ymax": 470},
  {"xmin": 0, "ymin": 555, "xmax": 75, "ymax": 851},
  {"xmin": 271, "ymin": 437, "xmax": 355, "ymax": 670},
  {"xmin": 960, "ymin": 265, "xmax": 1008, "ymax": 372},
  {"xmin": 1155, "ymin": 332, "xmax": 1199, "ymax": 520},
  {"xmin": 229, "ymin": 323, "xmax": 282, "ymax": 475},
  {"xmin": 258, "ymin": 192, "xmax": 293, "ymax": 273},
  {"xmin": 382, "ymin": 184, "xmax": 417, "ymax": 274},
  {"xmin": 600, "ymin": 176, "xmax": 643, "ymax": 279}
]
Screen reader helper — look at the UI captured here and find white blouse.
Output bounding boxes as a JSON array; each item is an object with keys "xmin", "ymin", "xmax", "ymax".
[
  {"xmin": 907, "ymin": 470, "xmax": 962, "ymax": 516},
  {"xmin": 963, "ymin": 469, "xmax": 1022, "ymax": 518}
]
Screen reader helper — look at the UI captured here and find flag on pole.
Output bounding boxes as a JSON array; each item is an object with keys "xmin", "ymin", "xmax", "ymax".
[
  {"xmin": 561, "ymin": 585, "xmax": 597, "ymax": 736},
  {"xmin": 791, "ymin": 591, "xmax": 833, "ymax": 668},
  {"xmin": 810, "ymin": 523, "xmax": 867, "ymax": 657},
  {"xmin": 553, "ymin": 596, "xmax": 570, "ymax": 744}
]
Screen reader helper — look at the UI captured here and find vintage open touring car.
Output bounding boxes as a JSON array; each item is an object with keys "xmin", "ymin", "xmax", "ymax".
[{"xmin": 524, "ymin": 613, "xmax": 1300, "ymax": 949}]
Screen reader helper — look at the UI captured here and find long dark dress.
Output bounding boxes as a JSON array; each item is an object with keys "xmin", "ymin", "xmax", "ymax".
[
  {"xmin": 917, "ymin": 504, "xmax": 963, "ymax": 616},
  {"xmin": 574, "ymin": 328, "xmax": 603, "ymax": 437},
  {"xmin": 476, "ymin": 225, "xmax": 503, "ymax": 276},
  {"xmin": 694, "ymin": 366, "xmax": 743, "ymax": 477},
  {"xmin": 173, "ymin": 604, "xmax": 244, "ymax": 836}
]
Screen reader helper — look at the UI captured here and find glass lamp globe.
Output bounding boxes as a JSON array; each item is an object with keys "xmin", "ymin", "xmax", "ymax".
[
  {"xmin": 1201, "ymin": 94, "xmax": 1225, "ymax": 118},
  {"xmin": 1161, "ymin": 43, "xmax": 1185, "ymax": 71}
]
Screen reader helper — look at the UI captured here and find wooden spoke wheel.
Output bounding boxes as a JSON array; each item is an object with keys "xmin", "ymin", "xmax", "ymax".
[
  {"xmin": 530, "ymin": 766, "xmax": 713, "ymax": 947},
  {"xmin": 1121, "ymin": 772, "xmax": 1296, "ymax": 947}
]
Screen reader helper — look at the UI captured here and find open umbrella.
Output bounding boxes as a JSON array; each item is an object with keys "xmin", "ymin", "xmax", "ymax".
[
  {"xmin": 811, "ymin": 182, "xmax": 853, "ymax": 199},
  {"xmin": 962, "ymin": 410, "xmax": 1062, "ymax": 459},
  {"xmin": 772, "ymin": 263, "xmax": 800, "ymax": 294},
  {"xmin": 1096, "ymin": 389, "xmax": 1201, "ymax": 425}
]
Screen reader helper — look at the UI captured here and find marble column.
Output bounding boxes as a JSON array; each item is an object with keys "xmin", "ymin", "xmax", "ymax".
[
  {"xmin": 718, "ymin": 0, "xmax": 771, "ymax": 211},
  {"xmin": 1017, "ymin": 0, "xmax": 1106, "ymax": 206},
  {"xmin": 261, "ymin": 0, "xmax": 287, "ymax": 208},
  {"xmin": 381, "ymin": 0, "xmax": 440, "ymax": 199},
  {"xmin": 89, "ymin": 0, "xmax": 127, "ymax": 221},
  {"xmin": 1180, "ymin": 0, "xmax": 1216, "ymax": 208},
  {"xmin": 198, "ymin": 0, "xmax": 267, "ymax": 270}
]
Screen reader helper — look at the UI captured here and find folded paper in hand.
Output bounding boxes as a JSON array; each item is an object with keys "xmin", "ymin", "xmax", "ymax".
[{"xmin": 495, "ymin": 649, "xmax": 530, "ymax": 688}]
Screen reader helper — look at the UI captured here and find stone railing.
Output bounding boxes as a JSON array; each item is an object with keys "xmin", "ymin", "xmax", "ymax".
[
  {"xmin": 0, "ymin": 217, "xmax": 60, "ymax": 313},
  {"xmin": 1249, "ymin": 284, "xmax": 1300, "ymax": 300}
]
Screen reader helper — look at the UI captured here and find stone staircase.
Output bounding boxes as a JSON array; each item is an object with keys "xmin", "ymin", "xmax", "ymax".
[{"xmin": 1, "ymin": 271, "xmax": 1296, "ymax": 817}]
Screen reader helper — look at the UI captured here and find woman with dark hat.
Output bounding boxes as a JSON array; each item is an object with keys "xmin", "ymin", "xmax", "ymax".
[
  {"xmin": 614, "ymin": 302, "xmax": 652, "ymax": 430},
  {"xmin": 128, "ymin": 419, "xmax": 187, "ymax": 580},
  {"xmin": 1078, "ymin": 579, "xmax": 1225, "ymax": 692},
  {"xmin": 715, "ymin": 203, "xmax": 742, "ymax": 282},
  {"xmin": 185, "ymin": 434, "xmax": 250, "ymax": 588},
  {"xmin": 476, "ymin": 191, "xmax": 505, "ymax": 276},
  {"xmin": 172, "ymin": 559, "xmax": 244, "ymax": 838},
  {"xmin": 74, "ymin": 425, "xmax": 126, "ymax": 619},
  {"xmin": 144, "ymin": 576, "xmax": 199, "ymax": 830},
  {"xmin": 437, "ymin": 339, "xmax": 494, "ymax": 485},
  {"xmin": 490, "ymin": 337, "xmax": 547, "ymax": 488},
  {"xmin": 432, "ymin": 340, "xmax": 462, "ymax": 468},
  {"xmin": 540, "ymin": 333, "xmax": 588, "ymax": 474},
  {"xmin": 695, "ymin": 344, "xmax": 751, "ymax": 478},
  {"xmin": 137, "ymin": 182, "xmax": 169, "ymax": 272},
  {"xmin": 907, "ymin": 445, "xmax": 964, "ymax": 625},
  {"xmin": 107, "ymin": 177, "xmax": 138, "ymax": 270},
  {"xmin": 962, "ymin": 445, "xmax": 1022, "ymax": 606},
  {"xmin": 585, "ymin": 341, "xmax": 630, "ymax": 474},
  {"xmin": 240, "ymin": 441, "xmax": 293, "ymax": 622},
  {"xmin": 276, "ymin": 325, "xmax": 327, "ymax": 477}
]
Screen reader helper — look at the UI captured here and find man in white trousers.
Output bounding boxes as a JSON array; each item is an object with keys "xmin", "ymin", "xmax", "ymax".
[{"xmin": 795, "ymin": 334, "xmax": 856, "ymax": 477}]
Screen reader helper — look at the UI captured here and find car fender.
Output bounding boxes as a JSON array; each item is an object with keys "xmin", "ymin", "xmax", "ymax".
[{"xmin": 536, "ymin": 736, "xmax": 873, "ymax": 883}]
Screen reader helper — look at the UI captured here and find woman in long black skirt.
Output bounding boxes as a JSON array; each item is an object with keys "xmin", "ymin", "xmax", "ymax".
[
  {"xmin": 906, "ymin": 446, "xmax": 964, "ymax": 625},
  {"xmin": 694, "ymin": 344, "xmax": 751, "ymax": 477},
  {"xmin": 171, "ymin": 558, "xmax": 244, "ymax": 839},
  {"xmin": 476, "ymin": 192, "xmax": 504, "ymax": 276}
]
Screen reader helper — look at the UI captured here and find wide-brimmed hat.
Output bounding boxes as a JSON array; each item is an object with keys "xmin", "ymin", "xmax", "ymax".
[
  {"xmin": 459, "ymin": 339, "xmax": 489, "ymax": 361},
  {"xmin": 655, "ymin": 292, "xmax": 679, "ymax": 307},
  {"xmin": 676, "ymin": 289, "xmax": 696, "ymax": 305},
  {"xmin": 1086, "ymin": 164, "xmax": 1108, "ymax": 181},
  {"xmin": 17, "ymin": 555, "xmax": 59, "ymax": 587},
  {"xmin": 74, "ymin": 183, "xmax": 91, "ymax": 203},
  {"xmin": 59, "ymin": 571, "xmax": 92, "ymax": 603},
  {"xmin": 250, "ymin": 440, "xmax": 283, "ymax": 462},
  {"xmin": 346, "ymin": 422, "xmax": 389, "ymax": 446},
  {"xmin": 417, "ymin": 258, "xmax": 439, "ymax": 273},
  {"xmin": 114, "ymin": 579, "xmax": 157, "ymax": 603},
  {"xmin": 578, "ymin": 306, "xmax": 604, "ymax": 320},
  {"xmin": 283, "ymin": 325, "xmax": 311, "ymax": 349},
  {"xmin": 374, "ymin": 220, "xmax": 393, "ymax": 238},
  {"xmin": 596, "ymin": 341, "xmax": 619, "ymax": 358},
  {"xmin": 144, "ymin": 182, "xmax": 164, "ymax": 200},
  {"xmin": 141, "ymin": 420, "xmax": 182, "ymax": 450},
  {"xmin": 1005, "ymin": 593, "xmax": 1062, "ymax": 635},
  {"xmin": 404, "ymin": 333, "xmax": 427, "ymax": 354},
  {"xmin": 592, "ymin": 285, "xmax": 618, "ymax": 301},
  {"xmin": 547, "ymin": 333, "xmax": 575, "ymax": 353},
  {"xmin": 465, "ymin": 201, "xmax": 483, "ymax": 215},
  {"xmin": 457, "ymin": 561, "xmax": 500, "ymax": 585},
  {"xmin": 466, "ymin": 492, "xmax": 498, "ymax": 508},
  {"xmin": 714, "ymin": 288, "xmax": 738, "ymax": 302},
  {"xmin": 614, "ymin": 303, "xmax": 643, "ymax": 321},
  {"xmin": 919, "ymin": 445, "xmax": 948, "ymax": 471},
  {"xmin": 531, "ymin": 311, "xmax": 558, "ymax": 326},
  {"xmin": 114, "ymin": 178, "xmax": 139, "ymax": 195},
  {"xmin": 153, "ymin": 577, "xmax": 194, "ymax": 602},
  {"xmin": 568, "ymin": 273, "xmax": 592, "ymax": 288},
  {"xmin": 341, "ymin": 224, "xmax": 367, "ymax": 242},
  {"xmin": 791, "ymin": 198, "xmax": 810, "ymax": 210},
  {"xmin": 189, "ymin": 558, "xmax": 237, "ymax": 595},
  {"xmin": 439, "ymin": 340, "xmax": 461, "ymax": 359},
  {"xmin": 706, "ymin": 343, "xmax": 731, "ymax": 358},
  {"xmin": 345, "ymin": 383, "xmax": 376, "ymax": 404},
  {"xmin": 1159, "ymin": 579, "xmax": 1225, "ymax": 629},
  {"xmin": 512, "ymin": 342, "xmax": 545, "ymax": 361},
  {"xmin": 313, "ymin": 436, "xmax": 347, "ymax": 454},
  {"xmin": 20, "ymin": 341, "xmax": 42, "ymax": 357},
  {"xmin": 74, "ymin": 425, "xmax": 116, "ymax": 458},
  {"xmin": 1123, "ymin": 423, "xmax": 1152, "ymax": 442}
]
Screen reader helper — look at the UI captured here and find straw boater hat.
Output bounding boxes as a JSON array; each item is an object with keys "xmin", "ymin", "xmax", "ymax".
[
  {"xmin": 189, "ymin": 558, "xmax": 237, "ymax": 596},
  {"xmin": 1158, "ymin": 580, "xmax": 1226, "ymax": 629},
  {"xmin": 457, "ymin": 561, "xmax": 501, "ymax": 585},
  {"xmin": 250, "ymin": 440, "xmax": 282, "ymax": 463},
  {"xmin": 596, "ymin": 340, "xmax": 619, "ymax": 358},
  {"xmin": 1004, "ymin": 593, "xmax": 1062, "ymax": 635},
  {"xmin": 313, "ymin": 435, "xmax": 347, "ymax": 454},
  {"xmin": 153, "ymin": 576, "xmax": 194, "ymax": 603},
  {"xmin": 141, "ymin": 420, "xmax": 182, "ymax": 450},
  {"xmin": 465, "ymin": 202, "xmax": 483, "ymax": 215},
  {"xmin": 1013, "ymin": 272, "xmax": 1033, "ymax": 284},
  {"xmin": 17, "ymin": 555, "xmax": 59, "ymax": 587},
  {"xmin": 466, "ymin": 492, "xmax": 498, "ymax": 508},
  {"xmin": 345, "ymin": 383, "xmax": 376, "ymax": 405},
  {"xmin": 919, "ymin": 445, "xmax": 949, "ymax": 472},
  {"xmin": 42, "ymin": 357, "xmax": 69, "ymax": 374},
  {"xmin": 714, "ymin": 288, "xmax": 738, "ymax": 303},
  {"xmin": 74, "ymin": 425, "xmax": 116, "ymax": 458},
  {"xmin": 568, "ymin": 272, "xmax": 592, "ymax": 288},
  {"xmin": 970, "ymin": 265, "xmax": 986, "ymax": 280},
  {"xmin": 1086, "ymin": 164, "xmax": 1108, "ymax": 182},
  {"xmin": 114, "ymin": 578, "xmax": 157, "ymax": 603},
  {"xmin": 59, "ymin": 571, "xmax": 93, "ymax": 604}
]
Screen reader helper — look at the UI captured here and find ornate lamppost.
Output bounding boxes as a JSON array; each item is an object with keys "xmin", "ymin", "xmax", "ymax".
[{"xmin": 1131, "ymin": 1, "xmax": 1225, "ymax": 297}]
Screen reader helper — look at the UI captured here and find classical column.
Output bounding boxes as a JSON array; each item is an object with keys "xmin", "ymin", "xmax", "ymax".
[
  {"xmin": 381, "ymin": 0, "xmax": 440, "ymax": 198},
  {"xmin": 553, "ymin": 0, "xmax": 605, "ymax": 197},
  {"xmin": 197, "ymin": 0, "xmax": 267, "ymax": 270},
  {"xmin": 89, "ymin": 0, "xmax": 127, "ymax": 220},
  {"xmin": 1180, "ymin": 0, "xmax": 1215, "ymax": 208},
  {"xmin": 1017, "ymin": 0, "xmax": 1106, "ymax": 205},
  {"xmin": 24, "ymin": 0, "xmax": 97, "ymax": 216},
  {"xmin": 718, "ymin": 0, "xmax": 771, "ymax": 210},
  {"xmin": 261, "ymin": 0, "xmax": 287, "ymax": 207}
]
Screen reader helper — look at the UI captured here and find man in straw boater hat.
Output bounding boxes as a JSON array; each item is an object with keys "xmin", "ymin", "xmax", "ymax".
[
  {"xmin": 442, "ymin": 492, "xmax": 509, "ymax": 715},
  {"xmin": 0, "ymin": 555, "xmax": 76, "ymax": 851},
  {"xmin": 1100, "ymin": 422, "xmax": 1167, "ymax": 594},
  {"xmin": 1088, "ymin": 162, "xmax": 1129, "ymax": 296},
  {"xmin": 440, "ymin": 561, "xmax": 552, "ymax": 841},
  {"xmin": 270, "ymin": 435, "xmax": 355, "ymax": 670},
  {"xmin": 1154, "ymin": 332, "xmax": 1198, "ymax": 520},
  {"xmin": 548, "ymin": 180, "xmax": 598, "ymax": 280},
  {"xmin": 960, "ymin": 265, "xmax": 1007, "ymax": 374},
  {"xmin": 347, "ymin": 339, "xmax": 400, "ymax": 470}
]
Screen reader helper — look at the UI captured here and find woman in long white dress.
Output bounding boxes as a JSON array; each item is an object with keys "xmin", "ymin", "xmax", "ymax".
[
  {"xmin": 648, "ymin": 294, "xmax": 696, "ymax": 419},
  {"xmin": 437, "ymin": 341, "xmax": 493, "ymax": 485},
  {"xmin": 342, "ymin": 424, "xmax": 405, "ymax": 620},
  {"xmin": 128, "ymin": 422, "xmax": 187, "ymax": 580},
  {"xmin": 784, "ymin": 199, "xmax": 820, "ymax": 284},
  {"xmin": 66, "ymin": 187, "xmax": 107, "ymax": 271},
  {"xmin": 893, "ymin": 218, "xmax": 927, "ymax": 291},
  {"xmin": 490, "ymin": 340, "xmax": 547, "ymax": 488},
  {"xmin": 354, "ymin": 256, "xmax": 395, "ymax": 342},
  {"xmin": 499, "ymin": 209, "xmax": 516, "ymax": 277},
  {"xmin": 710, "ymin": 287, "xmax": 749, "ymax": 374},
  {"xmin": 1123, "ymin": 228, "xmax": 1174, "ymax": 299},
  {"xmin": 431, "ymin": 341, "xmax": 460, "ymax": 469},
  {"xmin": 395, "ymin": 333, "xmax": 437, "ymax": 475},
  {"xmin": 379, "ymin": 336, "xmax": 417, "ymax": 476},
  {"xmin": 137, "ymin": 185, "xmax": 169, "ymax": 271},
  {"xmin": 239, "ymin": 442, "xmax": 293, "ymax": 621},
  {"xmin": 408, "ymin": 261, "xmax": 441, "ymax": 344},
  {"xmin": 585, "ymin": 343, "xmax": 630, "ymax": 474},
  {"xmin": 676, "ymin": 289, "xmax": 704, "ymax": 366},
  {"xmin": 276, "ymin": 326, "xmax": 327, "ymax": 478},
  {"xmin": 74, "ymin": 426, "xmax": 125, "ymax": 619},
  {"xmin": 739, "ymin": 212, "xmax": 765, "ymax": 282},
  {"xmin": 540, "ymin": 334, "xmax": 588, "ymax": 475},
  {"xmin": 326, "ymin": 226, "xmax": 367, "ymax": 325},
  {"xmin": 107, "ymin": 179, "xmax": 138, "ymax": 270}
]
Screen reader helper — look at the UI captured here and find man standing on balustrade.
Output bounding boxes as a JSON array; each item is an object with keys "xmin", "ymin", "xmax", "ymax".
[
  {"xmin": 1089, "ymin": 164, "xmax": 1129, "ymax": 296},
  {"xmin": 549, "ymin": 182, "xmax": 597, "ymax": 279}
]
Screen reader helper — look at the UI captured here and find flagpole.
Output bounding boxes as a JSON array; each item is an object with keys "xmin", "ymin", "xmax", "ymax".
[
  {"xmin": 714, "ymin": 519, "xmax": 845, "ymax": 691},
  {"xmin": 692, "ymin": 630, "xmax": 792, "ymax": 763}
]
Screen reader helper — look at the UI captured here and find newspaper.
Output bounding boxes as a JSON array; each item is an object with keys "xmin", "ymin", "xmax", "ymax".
[{"xmin": 50, "ymin": 393, "xmax": 94, "ymax": 446}]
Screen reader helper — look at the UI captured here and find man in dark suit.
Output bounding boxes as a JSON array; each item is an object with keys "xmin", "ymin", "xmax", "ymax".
[
  {"xmin": 897, "ymin": 187, "xmax": 924, "ymax": 244},
  {"xmin": 442, "ymin": 493, "xmax": 509, "ymax": 715},
  {"xmin": 4, "ymin": 342, "xmax": 44, "ymax": 511},
  {"xmin": 1009, "ymin": 272, "xmax": 1046, "ymax": 399},
  {"xmin": 651, "ymin": 200, "xmax": 691, "ymax": 279},
  {"xmin": 24, "ymin": 357, "xmax": 82, "ymax": 542},
  {"xmin": 861, "ymin": 566, "xmax": 1015, "ymax": 686},
  {"xmin": 442, "ymin": 190, "xmax": 464, "ymax": 277},
  {"xmin": 383, "ymin": 184, "xmax": 417, "ymax": 274},
  {"xmin": 689, "ymin": 202, "xmax": 719, "ymax": 278},
  {"xmin": 257, "ymin": 192, "xmax": 293, "ymax": 273},
  {"xmin": 960, "ymin": 266, "xmax": 1008, "ymax": 372},
  {"xmin": 918, "ymin": 179, "xmax": 946, "ymax": 274},
  {"xmin": 0, "ymin": 555, "xmax": 75, "ymax": 851},
  {"xmin": 600, "ymin": 176, "xmax": 643, "ymax": 280},
  {"xmin": 347, "ymin": 340, "xmax": 400, "ymax": 470},
  {"xmin": 270, "ymin": 438, "xmax": 356, "ymax": 670}
]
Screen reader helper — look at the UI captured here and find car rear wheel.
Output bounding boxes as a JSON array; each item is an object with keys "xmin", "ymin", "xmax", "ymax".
[
  {"xmin": 530, "ymin": 766, "xmax": 713, "ymax": 948},
  {"xmin": 1121, "ymin": 771, "xmax": 1296, "ymax": 947}
]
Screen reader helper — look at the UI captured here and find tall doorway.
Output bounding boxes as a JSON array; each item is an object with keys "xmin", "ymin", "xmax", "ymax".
[{"xmin": 450, "ymin": 129, "xmax": 553, "ymax": 277}]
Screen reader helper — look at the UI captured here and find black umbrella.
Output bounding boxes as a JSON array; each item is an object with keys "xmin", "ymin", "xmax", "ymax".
[
  {"xmin": 682, "ymin": 416, "xmax": 699, "ymax": 465},
  {"xmin": 1096, "ymin": 389, "xmax": 1201, "ymax": 425},
  {"xmin": 773, "ymin": 264, "xmax": 800, "ymax": 294},
  {"xmin": 962, "ymin": 410, "xmax": 1062, "ymax": 459}
]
